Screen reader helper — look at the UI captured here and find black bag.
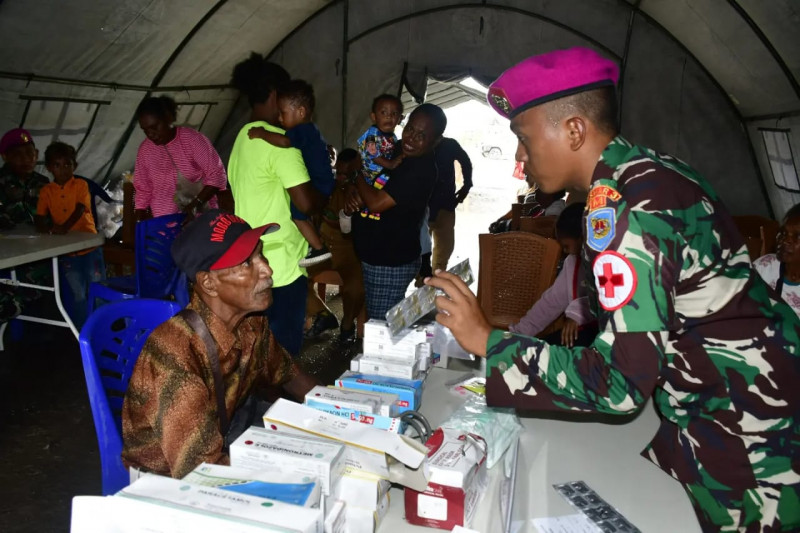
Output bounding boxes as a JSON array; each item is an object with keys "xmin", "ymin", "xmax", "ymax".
[{"xmin": 224, "ymin": 394, "xmax": 272, "ymax": 450}]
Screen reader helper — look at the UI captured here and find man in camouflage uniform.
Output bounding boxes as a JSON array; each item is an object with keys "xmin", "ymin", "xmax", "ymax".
[
  {"xmin": 426, "ymin": 48, "xmax": 800, "ymax": 532},
  {"xmin": 0, "ymin": 128, "xmax": 50, "ymax": 322}
]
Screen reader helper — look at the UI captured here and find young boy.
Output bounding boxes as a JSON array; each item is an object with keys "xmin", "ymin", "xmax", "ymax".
[
  {"xmin": 316, "ymin": 148, "xmax": 366, "ymax": 342},
  {"xmin": 248, "ymin": 79, "xmax": 335, "ymax": 267},
  {"xmin": 356, "ymin": 94, "xmax": 405, "ymax": 220},
  {"xmin": 35, "ymin": 142, "xmax": 105, "ymax": 327},
  {"xmin": 507, "ymin": 203, "xmax": 596, "ymax": 347}
]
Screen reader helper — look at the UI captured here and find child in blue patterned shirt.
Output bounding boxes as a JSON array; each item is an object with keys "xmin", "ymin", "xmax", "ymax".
[{"xmin": 356, "ymin": 94, "xmax": 404, "ymax": 219}]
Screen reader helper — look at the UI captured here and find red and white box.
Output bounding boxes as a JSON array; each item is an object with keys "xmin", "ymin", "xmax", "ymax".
[{"xmin": 404, "ymin": 428, "xmax": 487, "ymax": 530}]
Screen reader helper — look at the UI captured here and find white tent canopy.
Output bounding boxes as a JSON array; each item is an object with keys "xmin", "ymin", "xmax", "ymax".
[{"xmin": 1, "ymin": 0, "xmax": 798, "ymax": 217}]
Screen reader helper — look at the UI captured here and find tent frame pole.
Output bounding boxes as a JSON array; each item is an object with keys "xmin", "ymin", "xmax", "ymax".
[{"xmin": 100, "ymin": 0, "xmax": 230, "ymax": 184}]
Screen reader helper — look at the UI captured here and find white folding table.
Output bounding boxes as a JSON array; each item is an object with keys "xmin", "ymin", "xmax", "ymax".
[
  {"xmin": 0, "ymin": 227, "xmax": 105, "ymax": 349},
  {"xmin": 381, "ymin": 363, "xmax": 701, "ymax": 533}
]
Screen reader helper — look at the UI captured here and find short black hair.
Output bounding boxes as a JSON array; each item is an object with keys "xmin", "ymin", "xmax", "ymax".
[
  {"xmin": 545, "ymin": 86, "xmax": 619, "ymax": 137},
  {"xmin": 278, "ymin": 79, "xmax": 315, "ymax": 113},
  {"xmin": 44, "ymin": 141, "xmax": 78, "ymax": 166},
  {"xmin": 231, "ymin": 52, "xmax": 290, "ymax": 107},
  {"xmin": 555, "ymin": 202, "xmax": 585, "ymax": 240},
  {"xmin": 371, "ymin": 94, "xmax": 403, "ymax": 114},
  {"xmin": 783, "ymin": 203, "xmax": 800, "ymax": 223},
  {"xmin": 411, "ymin": 103, "xmax": 447, "ymax": 137},
  {"xmin": 337, "ymin": 148, "xmax": 359, "ymax": 163},
  {"xmin": 136, "ymin": 95, "xmax": 178, "ymax": 122}
]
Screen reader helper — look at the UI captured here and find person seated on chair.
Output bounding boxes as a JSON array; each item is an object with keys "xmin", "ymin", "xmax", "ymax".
[
  {"xmin": 508, "ymin": 203, "xmax": 597, "ymax": 347},
  {"xmin": 753, "ymin": 203, "xmax": 800, "ymax": 319},
  {"xmin": 121, "ymin": 209, "xmax": 319, "ymax": 479},
  {"xmin": 488, "ymin": 183, "xmax": 566, "ymax": 234}
]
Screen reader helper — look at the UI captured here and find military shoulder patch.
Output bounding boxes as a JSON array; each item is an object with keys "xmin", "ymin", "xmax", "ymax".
[
  {"xmin": 592, "ymin": 251, "xmax": 637, "ymax": 311},
  {"xmin": 586, "ymin": 207, "xmax": 615, "ymax": 252},
  {"xmin": 587, "ymin": 184, "xmax": 621, "ymax": 211}
]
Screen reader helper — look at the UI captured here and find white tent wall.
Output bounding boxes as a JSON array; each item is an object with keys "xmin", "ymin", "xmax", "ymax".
[
  {"xmin": 250, "ymin": 1, "xmax": 770, "ymax": 216},
  {"xmin": 620, "ymin": 14, "xmax": 767, "ymax": 216},
  {"xmin": 0, "ymin": 0, "xmax": 217, "ymax": 85},
  {"xmin": 1, "ymin": 0, "xmax": 798, "ymax": 218},
  {"xmin": 0, "ymin": 0, "xmax": 327, "ymax": 183}
]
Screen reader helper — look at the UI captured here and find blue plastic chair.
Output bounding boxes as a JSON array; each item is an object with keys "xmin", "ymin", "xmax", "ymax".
[
  {"xmin": 88, "ymin": 213, "xmax": 186, "ymax": 312},
  {"xmin": 79, "ymin": 298, "xmax": 183, "ymax": 495}
]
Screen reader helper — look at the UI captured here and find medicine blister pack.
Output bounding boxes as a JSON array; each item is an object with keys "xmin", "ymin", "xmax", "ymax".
[
  {"xmin": 385, "ymin": 259, "xmax": 474, "ymax": 335},
  {"xmin": 553, "ymin": 481, "xmax": 641, "ymax": 533}
]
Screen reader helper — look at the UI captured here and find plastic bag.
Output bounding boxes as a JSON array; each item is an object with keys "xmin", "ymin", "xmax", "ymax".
[
  {"xmin": 432, "ymin": 322, "xmax": 474, "ymax": 362},
  {"xmin": 94, "ymin": 173, "xmax": 125, "ymax": 238},
  {"xmin": 441, "ymin": 395, "xmax": 522, "ymax": 469}
]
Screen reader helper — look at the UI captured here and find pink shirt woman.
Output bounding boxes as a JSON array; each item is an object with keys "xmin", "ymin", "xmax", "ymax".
[{"xmin": 133, "ymin": 96, "xmax": 227, "ymax": 220}]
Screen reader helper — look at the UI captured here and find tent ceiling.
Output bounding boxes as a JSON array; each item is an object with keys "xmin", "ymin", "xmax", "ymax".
[
  {"xmin": 1, "ymin": 0, "xmax": 799, "ymax": 218},
  {"xmin": 401, "ymin": 79, "xmax": 488, "ymax": 113},
  {"xmin": 0, "ymin": 1, "xmax": 797, "ymax": 118}
]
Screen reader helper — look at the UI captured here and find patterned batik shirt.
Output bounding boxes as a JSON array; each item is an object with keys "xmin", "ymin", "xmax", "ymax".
[
  {"xmin": 485, "ymin": 136, "xmax": 800, "ymax": 498},
  {"xmin": 0, "ymin": 166, "xmax": 49, "ymax": 229},
  {"xmin": 122, "ymin": 293, "xmax": 298, "ymax": 478}
]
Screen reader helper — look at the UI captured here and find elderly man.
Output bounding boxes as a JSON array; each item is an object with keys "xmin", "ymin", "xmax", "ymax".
[
  {"xmin": 427, "ymin": 48, "xmax": 799, "ymax": 531},
  {"xmin": 122, "ymin": 210, "xmax": 318, "ymax": 479}
]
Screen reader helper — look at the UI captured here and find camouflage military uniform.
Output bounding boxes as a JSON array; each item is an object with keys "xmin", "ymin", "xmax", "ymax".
[
  {"xmin": 485, "ymin": 136, "xmax": 800, "ymax": 531},
  {"xmin": 0, "ymin": 166, "xmax": 51, "ymax": 322},
  {"xmin": 0, "ymin": 165, "xmax": 49, "ymax": 229}
]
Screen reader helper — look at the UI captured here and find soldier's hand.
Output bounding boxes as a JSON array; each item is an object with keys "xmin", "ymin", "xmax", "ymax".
[
  {"xmin": 424, "ymin": 270, "xmax": 491, "ymax": 357},
  {"xmin": 561, "ymin": 319, "xmax": 579, "ymax": 348}
]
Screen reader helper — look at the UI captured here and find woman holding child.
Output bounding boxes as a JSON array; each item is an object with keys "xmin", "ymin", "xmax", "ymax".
[{"xmin": 347, "ymin": 103, "xmax": 447, "ymax": 320}]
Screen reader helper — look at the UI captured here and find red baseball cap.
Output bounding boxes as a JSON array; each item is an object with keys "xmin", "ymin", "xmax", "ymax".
[
  {"xmin": 171, "ymin": 210, "xmax": 279, "ymax": 281},
  {"xmin": 487, "ymin": 47, "xmax": 619, "ymax": 119},
  {"xmin": 0, "ymin": 128, "xmax": 35, "ymax": 154}
]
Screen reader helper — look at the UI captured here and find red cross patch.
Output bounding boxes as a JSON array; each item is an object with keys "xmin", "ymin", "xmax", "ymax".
[{"xmin": 592, "ymin": 251, "xmax": 637, "ymax": 311}]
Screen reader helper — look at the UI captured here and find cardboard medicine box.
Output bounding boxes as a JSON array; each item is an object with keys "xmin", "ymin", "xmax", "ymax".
[
  {"xmin": 229, "ymin": 426, "xmax": 345, "ymax": 496},
  {"xmin": 263, "ymin": 399, "xmax": 427, "ymax": 481},
  {"xmin": 404, "ymin": 428, "xmax": 488, "ymax": 530},
  {"xmin": 118, "ymin": 474, "xmax": 323, "ymax": 533},
  {"xmin": 335, "ymin": 371, "xmax": 424, "ymax": 413},
  {"xmin": 305, "ymin": 386, "xmax": 382, "ymax": 415}
]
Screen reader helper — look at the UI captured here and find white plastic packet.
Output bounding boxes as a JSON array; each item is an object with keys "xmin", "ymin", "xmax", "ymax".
[
  {"xmin": 440, "ymin": 396, "xmax": 523, "ymax": 469},
  {"xmin": 431, "ymin": 322, "xmax": 474, "ymax": 362}
]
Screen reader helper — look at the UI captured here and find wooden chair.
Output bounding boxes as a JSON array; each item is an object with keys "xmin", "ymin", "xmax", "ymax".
[
  {"xmin": 310, "ymin": 269, "xmax": 367, "ymax": 338},
  {"xmin": 477, "ymin": 231, "xmax": 563, "ymax": 329},
  {"xmin": 519, "ymin": 215, "xmax": 557, "ymax": 238},
  {"xmin": 732, "ymin": 215, "xmax": 779, "ymax": 260}
]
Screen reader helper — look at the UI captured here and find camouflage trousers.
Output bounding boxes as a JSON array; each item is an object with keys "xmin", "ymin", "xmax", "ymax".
[{"xmin": 685, "ymin": 480, "xmax": 800, "ymax": 532}]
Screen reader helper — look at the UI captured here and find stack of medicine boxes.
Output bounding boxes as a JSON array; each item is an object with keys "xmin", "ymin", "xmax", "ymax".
[
  {"xmin": 350, "ymin": 319, "xmax": 434, "ymax": 379},
  {"xmin": 293, "ymin": 319, "xmax": 436, "ymax": 532}
]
